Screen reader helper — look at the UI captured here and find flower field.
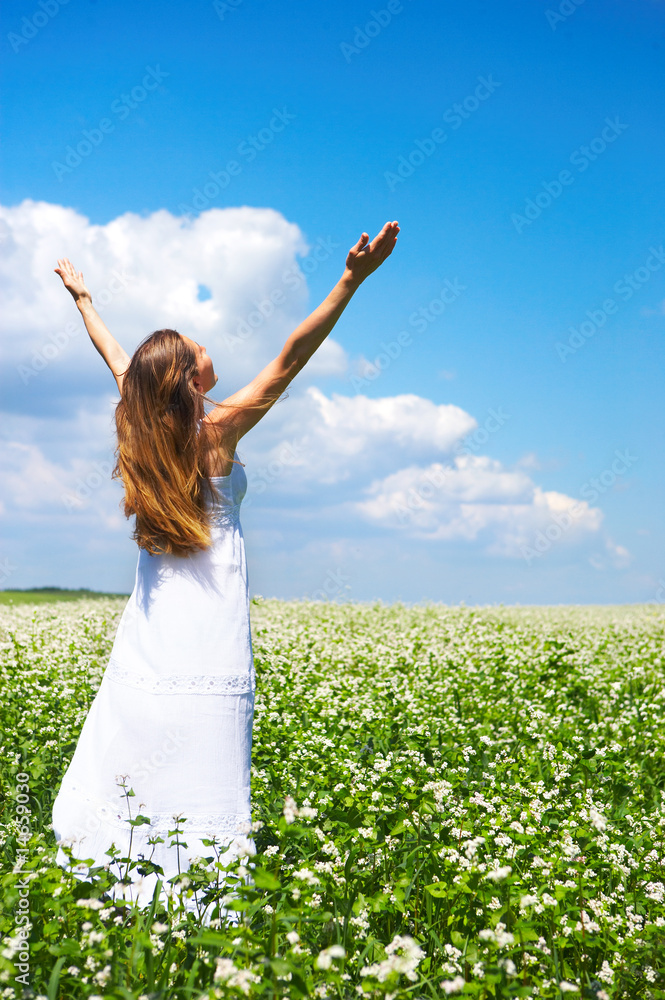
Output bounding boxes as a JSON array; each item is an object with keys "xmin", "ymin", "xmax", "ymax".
[{"xmin": 1, "ymin": 596, "xmax": 665, "ymax": 999}]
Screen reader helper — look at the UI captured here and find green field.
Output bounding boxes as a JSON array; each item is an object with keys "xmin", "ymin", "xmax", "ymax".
[
  {"xmin": 0, "ymin": 587, "xmax": 129, "ymax": 605},
  {"xmin": 1, "ymin": 597, "xmax": 664, "ymax": 998}
]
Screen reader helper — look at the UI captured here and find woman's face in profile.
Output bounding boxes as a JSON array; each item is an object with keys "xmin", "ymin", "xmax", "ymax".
[{"xmin": 181, "ymin": 334, "xmax": 218, "ymax": 392}]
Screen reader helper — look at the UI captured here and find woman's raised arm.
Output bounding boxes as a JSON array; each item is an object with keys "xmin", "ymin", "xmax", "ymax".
[
  {"xmin": 54, "ymin": 257, "xmax": 131, "ymax": 395},
  {"xmin": 207, "ymin": 220, "xmax": 400, "ymax": 441}
]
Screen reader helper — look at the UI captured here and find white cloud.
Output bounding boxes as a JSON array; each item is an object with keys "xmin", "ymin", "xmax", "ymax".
[
  {"xmin": 0, "ymin": 199, "xmax": 347, "ymax": 391},
  {"xmin": 250, "ymin": 387, "xmax": 477, "ymax": 486},
  {"xmin": 351, "ymin": 457, "xmax": 605, "ymax": 559}
]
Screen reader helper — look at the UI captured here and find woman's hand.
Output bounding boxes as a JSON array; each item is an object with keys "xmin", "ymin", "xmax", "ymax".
[
  {"xmin": 54, "ymin": 257, "xmax": 92, "ymax": 304},
  {"xmin": 343, "ymin": 220, "xmax": 400, "ymax": 286}
]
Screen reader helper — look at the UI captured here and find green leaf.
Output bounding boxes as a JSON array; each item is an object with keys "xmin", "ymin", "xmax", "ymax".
[
  {"xmin": 47, "ymin": 956, "xmax": 66, "ymax": 1000},
  {"xmin": 252, "ymin": 867, "xmax": 281, "ymax": 890}
]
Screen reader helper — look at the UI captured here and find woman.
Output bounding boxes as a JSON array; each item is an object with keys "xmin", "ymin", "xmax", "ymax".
[{"xmin": 50, "ymin": 220, "xmax": 400, "ymax": 919}]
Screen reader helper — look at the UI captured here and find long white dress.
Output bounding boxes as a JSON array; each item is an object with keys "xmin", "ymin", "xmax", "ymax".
[{"xmin": 52, "ymin": 452, "xmax": 256, "ymax": 918}]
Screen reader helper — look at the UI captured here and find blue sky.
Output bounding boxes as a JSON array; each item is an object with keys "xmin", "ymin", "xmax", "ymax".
[{"xmin": 1, "ymin": 0, "xmax": 664, "ymax": 604}]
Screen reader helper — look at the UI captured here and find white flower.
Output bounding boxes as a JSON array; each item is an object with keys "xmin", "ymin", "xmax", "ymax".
[
  {"xmin": 75, "ymin": 898, "xmax": 105, "ymax": 910},
  {"xmin": 213, "ymin": 957, "xmax": 261, "ymax": 993},
  {"xmin": 286, "ymin": 930, "xmax": 300, "ymax": 945},
  {"xmin": 589, "ymin": 806, "xmax": 606, "ymax": 831},
  {"xmin": 292, "ymin": 868, "xmax": 320, "ymax": 885},
  {"xmin": 93, "ymin": 965, "xmax": 112, "ymax": 986},
  {"xmin": 361, "ymin": 935, "xmax": 424, "ymax": 983},
  {"xmin": 439, "ymin": 975, "xmax": 465, "ymax": 994},
  {"xmin": 559, "ymin": 982, "xmax": 579, "ymax": 993},
  {"xmin": 597, "ymin": 961, "xmax": 614, "ymax": 984},
  {"xmin": 283, "ymin": 795, "xmax": 298, "ymax": 824},
  {"xmin": 486, "ymin": 865, "xmax": 512, "ymax": 881},
  {"xmin": 315, "ymin": 945, "xmax": 345, "ymax": 969}
]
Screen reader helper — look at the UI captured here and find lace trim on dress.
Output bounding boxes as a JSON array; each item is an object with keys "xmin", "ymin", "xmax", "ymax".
[
  {"xmin": 58, "ymin": 780, "xmax": 254, "ymax": 836},
  {"xmin": 206, "ymin": 501, "xmax": 242, "ymax": 528},
  {"xmin": 104, "ymin": 656, "xmax": 255, "ymax": 695}
]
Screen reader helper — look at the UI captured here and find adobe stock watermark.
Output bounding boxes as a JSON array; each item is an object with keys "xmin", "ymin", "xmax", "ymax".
[
  {"xmin": 17, "ymin": 268, "xmax": 134, "ymax": 384},
  {"xmin": 178, "ymin": 107, "xmax": 296, "ymax": 218},
  {"xmin": 306, "ymin": 568, "xmax": 352, "ymax": 602},
  {"xmin": 61, "ymin": 460, "xmax": 113, "ymax": 512},
  {"xmin": 12, "ymin": 769, "xmax": 32, "ymax": 991},
  {"xmin": 546, "ymin": 0, "xmax": 586, "ymax": 31},
  {"xmin": 243, "ymin": 440, "xmax": 305, "ymax": 508},
  {"xmin": 7, "ymin": 0, "xmax": 70, "ymax": 54},
  {"xmin": 130, "ymin": 729, "xmax": 188, "ymax": 782},
  {"xmin": 222, "ymin": 236, "xmax": 340, "ymax": 353},
  {"xmin": 454, "ymin": 407, "xmax": 510, "ymax": 457},
  {"xmin": 384, "ymin": 75, "xmax": 501, "ymax": 192},
  {"xmin": 521, "ymin": 449, "xmax": 637, "ymax": 564},
  {"xmin": 349, "ymin": 277, "xmax": 465, "ymax": 391},
  {"xmin": 555, "ymin": 245, "xmax": 665, "ymax": 362},
  {"xmin": 52, "ymin": 66, "xmax": 169, "ymax": 181},
  {"xmin": 511, "ymin": 116, "xmax": 628, "ymax": 234},
  {"xmin": 0, "ymin": 556, "xmax": 18, "ymax": 587},
  {"xmin": 392, "ymin": 465, "xmax": 448, "ymax": 525},
  {"xmin": 213, "ymin": 0, "xmax": 246, "ymax": 19},
  {"xmin": 340, "ymin": 0, "xmax": 414, "ymax": 63}
]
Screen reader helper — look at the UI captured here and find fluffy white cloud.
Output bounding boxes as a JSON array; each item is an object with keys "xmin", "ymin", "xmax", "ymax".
[
  {"xmin": 0, "ymin": 199, "xmax": 346, "ymax": 395},
  {"xmin": 351, "ymin": 456, "xmax": 604, "ymax": 559},
  {"xmin": 241, "ymin": 386, "xmax": 477, "ymax": 487}
]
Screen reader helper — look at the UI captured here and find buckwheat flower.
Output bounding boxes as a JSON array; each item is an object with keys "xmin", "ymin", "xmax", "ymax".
[
  {"xmin": 298, "ymin": 805, "xmax": 318, "ymax": 819},
  {"xmin": 75, "ymin": 898, "xmax": 105, "ymax": 910},
  {"xmin": 293, "ymin": 868, "xmax": 320, "ymax": 885},
  {"xmin": 520, "ymin": 894, "xmax": 539, "ymax": 910},
  {"xmin": 645, "ymin": 882, "xmax": 665, "ymax": 903},
  {"xmin": 489, "ymin": 896, "xmax": 502, "ymax": 909},
  {"xmin": 597, "ymin": 961, "xmax": 614, "ymax": 984},
  {"xmin": 214, "ymin": 958, "xmax": 238, "ymax": 983},
  {"xmin": 315, "ymin": 944, "xmax": 345, "ymax": 970},
  {"xmin": 439, "ymin": 976, "xmax": 465, "ymax": 994},
  {"xmin": 559, "ymin": 982, "xmax": 578, "ymax": 992},
  {"xmin": 283, "ymin": 796, "xmax": 297, "ymax": 824},
  {"xmin": 93, "ymin": 966, "xmax": 112, "ymax": 987},
  {"xmin": 486, "ymin": 865, "xmax": 512, "ymax": 881},
  {"xmin": 589, "ymin": 807, "xmax": 606, "ymax": 831},
  {"xmin": 263, "ymin": 844, "xmax": 279, "ymax": 857},
  {"xmin": 286, "ymin": 931, "xmax": 300, "ymax": 945}
]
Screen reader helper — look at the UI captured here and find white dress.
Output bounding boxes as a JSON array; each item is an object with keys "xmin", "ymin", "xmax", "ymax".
[{"xmin": 52, "ymin": 452, "xmax": 256, "ymax": 918}]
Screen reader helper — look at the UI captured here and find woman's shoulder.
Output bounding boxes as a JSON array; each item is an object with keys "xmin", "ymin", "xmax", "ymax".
[{"xmin": 198, "ymin": 418, "xmax": 239, "ymax": 478}]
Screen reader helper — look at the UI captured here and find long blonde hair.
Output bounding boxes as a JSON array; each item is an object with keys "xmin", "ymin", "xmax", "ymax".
[{"xmin": 112, "ymin": 329, "xmax": 276, "ymax": 557}]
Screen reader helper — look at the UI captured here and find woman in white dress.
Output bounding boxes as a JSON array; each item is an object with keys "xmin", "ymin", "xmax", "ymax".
[{"xmin": 50, "ymin": 221, "xmax": 399, "ymax": 919}]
